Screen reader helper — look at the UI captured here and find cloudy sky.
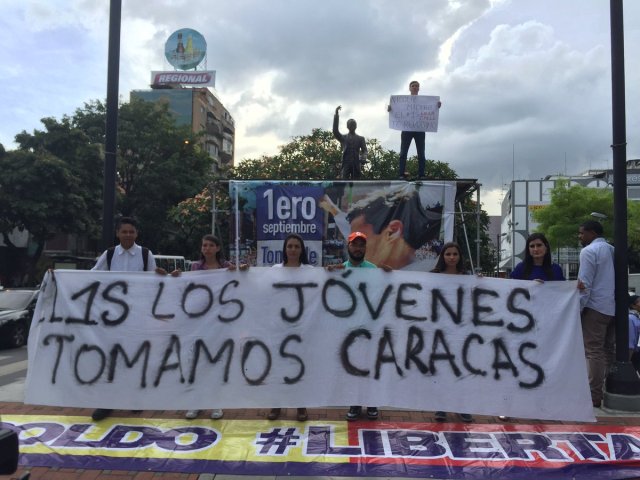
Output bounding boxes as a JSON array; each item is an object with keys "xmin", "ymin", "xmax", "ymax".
[{"xmin": 1, "ymin": 0, "xmax": 638, "ymax": 215}]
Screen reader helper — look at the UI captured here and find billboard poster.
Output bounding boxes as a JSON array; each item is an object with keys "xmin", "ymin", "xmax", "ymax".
[{"xmin": 229, "ymin": 180, "xmax": 456, "ymax": 270}]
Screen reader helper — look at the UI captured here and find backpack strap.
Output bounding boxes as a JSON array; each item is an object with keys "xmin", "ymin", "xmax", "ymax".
[
  {"xmin": 142, "ymin": 247, "xmax": 149, "ymax": 271},
  {"xmin": 107, "ymin": 246, "xmax": 149, "ymax": 270},
  {"xmin": 106, "ymin": 247, "xmax": 116, "ymax": 271}
]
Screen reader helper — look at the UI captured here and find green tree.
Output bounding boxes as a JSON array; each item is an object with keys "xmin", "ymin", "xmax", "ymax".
[
  {"xmin": 533, "ymin": 182, "xmax": 614, "ymax": 247},
  {"xmin": 1, "ymin": 115, "xmax": 104, "ymax": 284},
  {"xmin": 118, "ymin": 100, "xmax": 213, "ymax": 252},
  {"xmin": 230, "ymin": 128, "xmax": 458, "ymax": 181},
  {"xmin": 0, "ymin": 149, "xmax": 96, "ymax": 284},
  {"xmin": 68, "ymin": 98, "xmax": 215, "ymax": 253},
  {"xmin": 172, "ymin": 128, "xmax": 489, "ymax": 267},
  {"xmin": 532, "ymin": 181, "xmax": 640, "ymax": 271},
  {"xmin": 167, "ymin": 182, "xmax": 233, "ymax": 259},
  {"xmin": 2, "ymin": 97, "xmax": 215, "ymax": 285},
  {"xmin": 15, "ymin": 115, "xmax": 104, "ymax": 239}
]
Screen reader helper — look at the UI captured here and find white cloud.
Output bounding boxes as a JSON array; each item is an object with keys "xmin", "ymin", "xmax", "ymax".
[{"xmin": 1, "ymin": 0, "xmax": 639, "ymax": 217}]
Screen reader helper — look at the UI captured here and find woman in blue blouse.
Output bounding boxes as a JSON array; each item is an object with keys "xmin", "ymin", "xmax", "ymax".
[{"xmin": 510, "ymin": 233, "xmax": 565, "ymax": 282}]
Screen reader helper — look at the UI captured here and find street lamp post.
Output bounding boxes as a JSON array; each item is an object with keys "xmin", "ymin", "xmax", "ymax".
[
  {"xmin": 101, "ymin": 0, "xmax": 122, "ymax": 251},
  {"xmin": 603, "ymin": 0, "xmax": 640, "ymax": 409}
]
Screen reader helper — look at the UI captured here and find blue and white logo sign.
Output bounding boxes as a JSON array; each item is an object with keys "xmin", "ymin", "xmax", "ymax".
[{"xmin": 165, "ymin": 28, "xmax": 207, "ymax": 70}]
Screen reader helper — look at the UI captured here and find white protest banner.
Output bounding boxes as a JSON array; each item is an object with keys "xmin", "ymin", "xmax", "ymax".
[
  {"xmin": 26, "ymin": 269, "xmax": 594, "ymax": 422},
  {"xmin": 388, "ymin": 95, "xmax": 440, "ymax": 132}
]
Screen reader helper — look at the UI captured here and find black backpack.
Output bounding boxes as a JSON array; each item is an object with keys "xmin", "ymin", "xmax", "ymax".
[{"xmin": 106, "ymin": 246, "xmax": 149, "ymax": 271}]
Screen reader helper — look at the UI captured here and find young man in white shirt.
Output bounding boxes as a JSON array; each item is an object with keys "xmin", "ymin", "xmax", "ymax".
[{"xmin": 90, "ymin": 217, "xmax": 156, "ymax": 420}]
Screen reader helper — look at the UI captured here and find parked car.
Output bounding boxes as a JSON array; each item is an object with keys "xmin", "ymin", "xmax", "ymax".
[{"xmin": 0, "ymin": 288, "xmax": 39, "ymax": 349}]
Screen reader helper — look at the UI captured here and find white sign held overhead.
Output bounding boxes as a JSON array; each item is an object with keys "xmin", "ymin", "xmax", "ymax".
[{"xmin": 389, "ymin": 95, "xmax": 440, "ymax": 132}]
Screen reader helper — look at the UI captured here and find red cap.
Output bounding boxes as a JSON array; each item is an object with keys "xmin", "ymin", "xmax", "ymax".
[{"xmin": 348, "ymin": 231, "xmax": 367, "ymax": 243}]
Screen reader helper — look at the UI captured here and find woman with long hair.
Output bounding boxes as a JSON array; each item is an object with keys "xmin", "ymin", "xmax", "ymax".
[
  {"xmin": 268, "ymin": 233, "xmax": 312, "ymax": 422},
  {"xmin": 185, "ymin": 234, "xmax": 233, "ymax": 421},
  {"xmin": 431, "ymin": 241, "xmax": 465, "ymax": 274},
  {"xmin": 191, "ymin": 234, "xmax": 232, "ymax": 271},
  {"xmin": 510, "ymin": 233, "xmax": 565, "ymax": 281},
  {"xmin": 430, "ymin": 242, "xmax": 473, "ymax": 423}
]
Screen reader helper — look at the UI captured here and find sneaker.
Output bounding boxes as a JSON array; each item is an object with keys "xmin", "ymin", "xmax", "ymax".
[
  {"xmin": 459, "ymin": 413, "xmax": 473, "ymax": 423},
  {"xmin": 296, "ymin": 408, "xmax": 308, "ymax": 422},
  {"xmin": 346, "ymin": 406, "xmax": 362, "ymax": 421},
  {"xmin": 267, "ymin": 408, "xmax": 281, "ymax": 420},
  {"xmin": 91, "ymin": 408, "xmax": 113, "ymax": 421},
  {"xmin": 185, "ymin": 410, "xmax": 200, "ymax": 419},
  {"xmin": 434, "ymin": 411, "xmax": 447, "ymax": 422},
  {"xmin": 366, "ymin": 407, "xmax": 379, "ymax": 420},
  {"xmin": 210, "ymin": 409, "xmax": 224, "ymax": 419}
]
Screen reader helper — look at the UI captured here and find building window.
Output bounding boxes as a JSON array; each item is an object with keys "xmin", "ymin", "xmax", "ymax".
[
  {"xmin": 208, "ymin": 144, "xmax": 219, "ymax": 158},
  {"xmin": 223, "ymin": 138, "xmax": 233, "ymax": 154}
]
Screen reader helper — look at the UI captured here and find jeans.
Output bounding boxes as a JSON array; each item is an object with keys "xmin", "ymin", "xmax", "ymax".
[{"xmin": 399, "ymin": 131, "xmax": 426, "ymax": 177}]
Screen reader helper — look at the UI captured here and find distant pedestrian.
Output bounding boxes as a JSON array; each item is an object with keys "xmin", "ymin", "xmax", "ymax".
[{"xmin": 628, "ymin": 295, "xmax": 640, "ymax": 373}]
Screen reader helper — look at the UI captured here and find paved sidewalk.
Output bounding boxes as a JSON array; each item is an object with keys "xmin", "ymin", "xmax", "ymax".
[{"xmin": 2, "ymin": 402, "xmax": 639, "ymax": 480}]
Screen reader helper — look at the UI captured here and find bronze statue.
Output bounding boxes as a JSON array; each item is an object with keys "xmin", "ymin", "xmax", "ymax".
[{"xmin": 333, "ymin": 105, "xmax": 367, "ymax": 180}]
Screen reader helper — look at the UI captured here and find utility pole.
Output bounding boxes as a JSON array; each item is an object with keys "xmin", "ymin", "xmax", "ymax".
[
  {"xmin": 603, "ymin": 0, "xmax": 640, "ymax": 409},
  {"xmin": 100, "ymin": 0, "xmax": 122, "ymax": 250}
]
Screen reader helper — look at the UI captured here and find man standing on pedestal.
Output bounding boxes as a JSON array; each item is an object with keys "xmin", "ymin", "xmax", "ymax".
[{"xmin": 388, "ymin": 80, "xmax": 441, "ymax": 180}]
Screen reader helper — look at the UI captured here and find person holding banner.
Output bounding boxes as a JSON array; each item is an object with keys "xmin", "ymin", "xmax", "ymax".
[
  {"xmin": 333, "ymin": 105, "xmax": 368, "ymax": 180},
  {"xmin": 268, "ymin": 233, "xmax": 313, "ymax": 422},
  {"xmin": 510, "ymin": 233, "xmax": 565, "ymax": 282},
  {"xmin": 430, "ymin": 242, "xmax": 473, "ymax": 423},
  {"xmin": 387, "ymin": 80, "xmax": 441, "ymax": 180},
  {"xmin": 327, "ymin": 231, "xmax": 390, "ymax": 421},
  {"xmin": 90, "ymin": 217, "xmax": 157, "ymax": 422},
  {"xmin": 577, "ymin": 220, "xmax": 615, "ymax": 408},
  {"xmin": 184, "ymin": 234, "xmax": 235, "ymax": 421}
]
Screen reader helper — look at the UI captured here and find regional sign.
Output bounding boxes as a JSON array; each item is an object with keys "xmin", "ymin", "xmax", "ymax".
[{"xmin": 151, "ymin": 71, "xmax": 216, "ymax": 87}]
